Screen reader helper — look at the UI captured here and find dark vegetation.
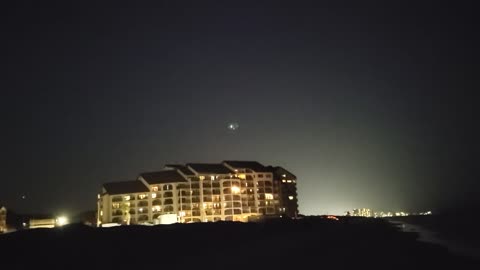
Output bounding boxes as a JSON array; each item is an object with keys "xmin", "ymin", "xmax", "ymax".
[{"xmin": 0, "ymin": 216, "xmax": 478, "ymax": 269}]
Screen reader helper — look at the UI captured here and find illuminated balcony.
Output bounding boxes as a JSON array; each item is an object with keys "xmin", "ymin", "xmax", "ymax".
[
  {"xmin": 112, "ymin": 196, "xmax": 123, "ymax": 202},
  {"xmin": 224, "ymin": 195, "xmax": 241, "ymax": 201},
  {"xmin": 177, "ymin": 184, "xmax": 189, "ymax": 189},
  {"xmin": 191, "ymin": 183, "xmax": 200, "ymax": 189},
  {"xmin": 179, "ymin": 198, "xmax": 191, "ymax": 204},
  {"xmin": 138, "ymin": 215, "xmax": 148, "ymax": 222},
  {"xmin": 224, "ymin": 202, "xmax": 242, "ymax": 208},
  {"xmin": 224, "ymin": 209, "xmax": 241, "ymax": 215},
  {"xmin": 112, "ymin": 210, "xmax": 123, "ymax": 216},
  {"xmin": 179, "ymin": 205, "xmax": 191, "ymax": 210},
  {"xmin": 138, "ymin": 201, "xmax": 148, "ymax": 207}
]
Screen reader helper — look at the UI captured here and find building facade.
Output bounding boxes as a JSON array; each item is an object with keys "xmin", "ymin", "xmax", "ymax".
[
  {"xmin": 97, "ymin": 161, "xmax": 298, "ymax": 226},
  {"xmin": 349, "ymin": 208, "xmax": 373, "ymax": 217},
  {"xmin": 0, "ymin": 206, "xmax": 6, "ymax": 233}
]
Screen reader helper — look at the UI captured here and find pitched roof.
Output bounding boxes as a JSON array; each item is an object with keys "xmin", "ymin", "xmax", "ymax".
[
  {"xmin": 103, "ymin": 180, "xmax": 149, "ymax": 195},
  {"xmin": 266, "ymin": 166, "xmax": 297, "ymax": 179},
  {"xmin": 223, "ymin": 161, "xmax": 268, "ymax": 172},
  {"xmin": 140, "ymin": 170, "xmax": 188, "ymax": 184},
  {"xmin": 165, "ymin": 164, "xmax": 195, "ymax": 176},
  {"xmin": 187, "ymin": 163, "xmax": 234, "ymax": 174}
]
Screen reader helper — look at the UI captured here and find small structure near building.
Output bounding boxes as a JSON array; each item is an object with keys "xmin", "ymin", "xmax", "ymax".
[
  {"xmin": 29, "ymin": 218, "xmax": 56, "ymax": 229},
  {"xmin": 153, "ymin": 213, "xmax": 177, "ymax": 225},
  {"xmin": 28, "ymin": 215, "xmax": 69, "ymax": 229},
  {"xmin": 0, "ymin": 206, "xmax": 7, "ymax": 233}
]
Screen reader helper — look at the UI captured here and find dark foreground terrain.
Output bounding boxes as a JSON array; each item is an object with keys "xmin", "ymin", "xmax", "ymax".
[
  {"xmin": 0, "ymin": 217, "xmax": 478, "ymax": 269},
  {"xmin": 388, "ymin": 214, "xmax": 480, "ymax": 250}
]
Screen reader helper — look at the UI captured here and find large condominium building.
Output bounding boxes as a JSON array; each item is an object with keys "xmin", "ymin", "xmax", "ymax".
[
  {"xmin": 0, "ymin": 206, "xmax": 6, "ymax": 233},
  {"xmin": 97, "ymin": 161, "xmax": 298, "ymax": 225}
]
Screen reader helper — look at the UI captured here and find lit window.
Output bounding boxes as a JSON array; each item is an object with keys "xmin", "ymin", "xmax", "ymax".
[
  {"xmin": 288, "ymin": 196, "xmax": 294, "ymax": 200},
  {"xmin": 124, "ymin": 195, "xmax": 130, "ymax": 201},
  {"xmin": 282, "ymin": 180, "xmax": 286, "ymax": 183},
  {"xmin": 139, "ymin": 208, "xmax": 143, "ymax": 212},
  {"xmin": 282, "ymin": 174, "xmax": 286, "ymax": 177},
  {"xmin": 100, "ymin": 210, "xmax": 103, "ymax": 216},
  {"xmin": 97, "ymin": 194, "xmax": 100, "ymax": 199},
  {"xmin": 265, "ymin": 193, "xmax": 274, "ymax": 200},
  {"xmin": 113, "ymin": 203, "xmax": 120, "ymax": 209},
  {"xmin": 199, "ymin": 176, "xmax": 205, "ymax": 180},
  {"xmin": 179, "ymin": 211, "xmax": 186, "ymax": 217},
  {"xmin": 238, "ymin": 174, "xmax": 246, "ymax": 179},
  {"xmin": 231, "ymin": 186, "xmax": 240, "ymax": 194},
  {"xmin": 287, "ymin": 180, "xmax": 292, "ymax": 183},
  {"xmin": 210, "ymin": 175, "xmax": 215, "ymax": 181},
  {"xmin": 139, "ymin": 194, "xmax": 147, "ymax": 199},
  {"xmin": 151, "ymin": 193, "xmax": 157, "ymax": 199},
  {"xmin": 152, "ymin": 186, "xmax": 159, "ymax": 192}
]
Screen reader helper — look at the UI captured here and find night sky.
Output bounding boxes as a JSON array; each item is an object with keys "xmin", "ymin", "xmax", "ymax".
[{"xmin": 1, "ymin": 1, "xmax": 478, "ymax": 215}]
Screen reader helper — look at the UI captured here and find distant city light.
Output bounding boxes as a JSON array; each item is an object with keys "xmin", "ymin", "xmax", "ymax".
[
  {"xmin": 347, "ymin": 209, "xmax": 432, "ymax": 218},
  {"xmin": 227, "ymin": 122, "xmax": 239, "ymax": 131},
  {"xmin": 56, "ymin": 216, "xmax": 69, "ymax": 226}
]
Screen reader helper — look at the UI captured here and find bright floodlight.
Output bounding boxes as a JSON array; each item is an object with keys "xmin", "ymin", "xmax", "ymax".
[{"xmin": 56, "ymin": 216, "xmax": 69, "ymax": 226}]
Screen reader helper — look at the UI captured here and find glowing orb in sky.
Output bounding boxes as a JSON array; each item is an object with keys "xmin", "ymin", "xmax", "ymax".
[{"xmin": 227, "ymin": 122, "xmax": 239, "ymax": 132}]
